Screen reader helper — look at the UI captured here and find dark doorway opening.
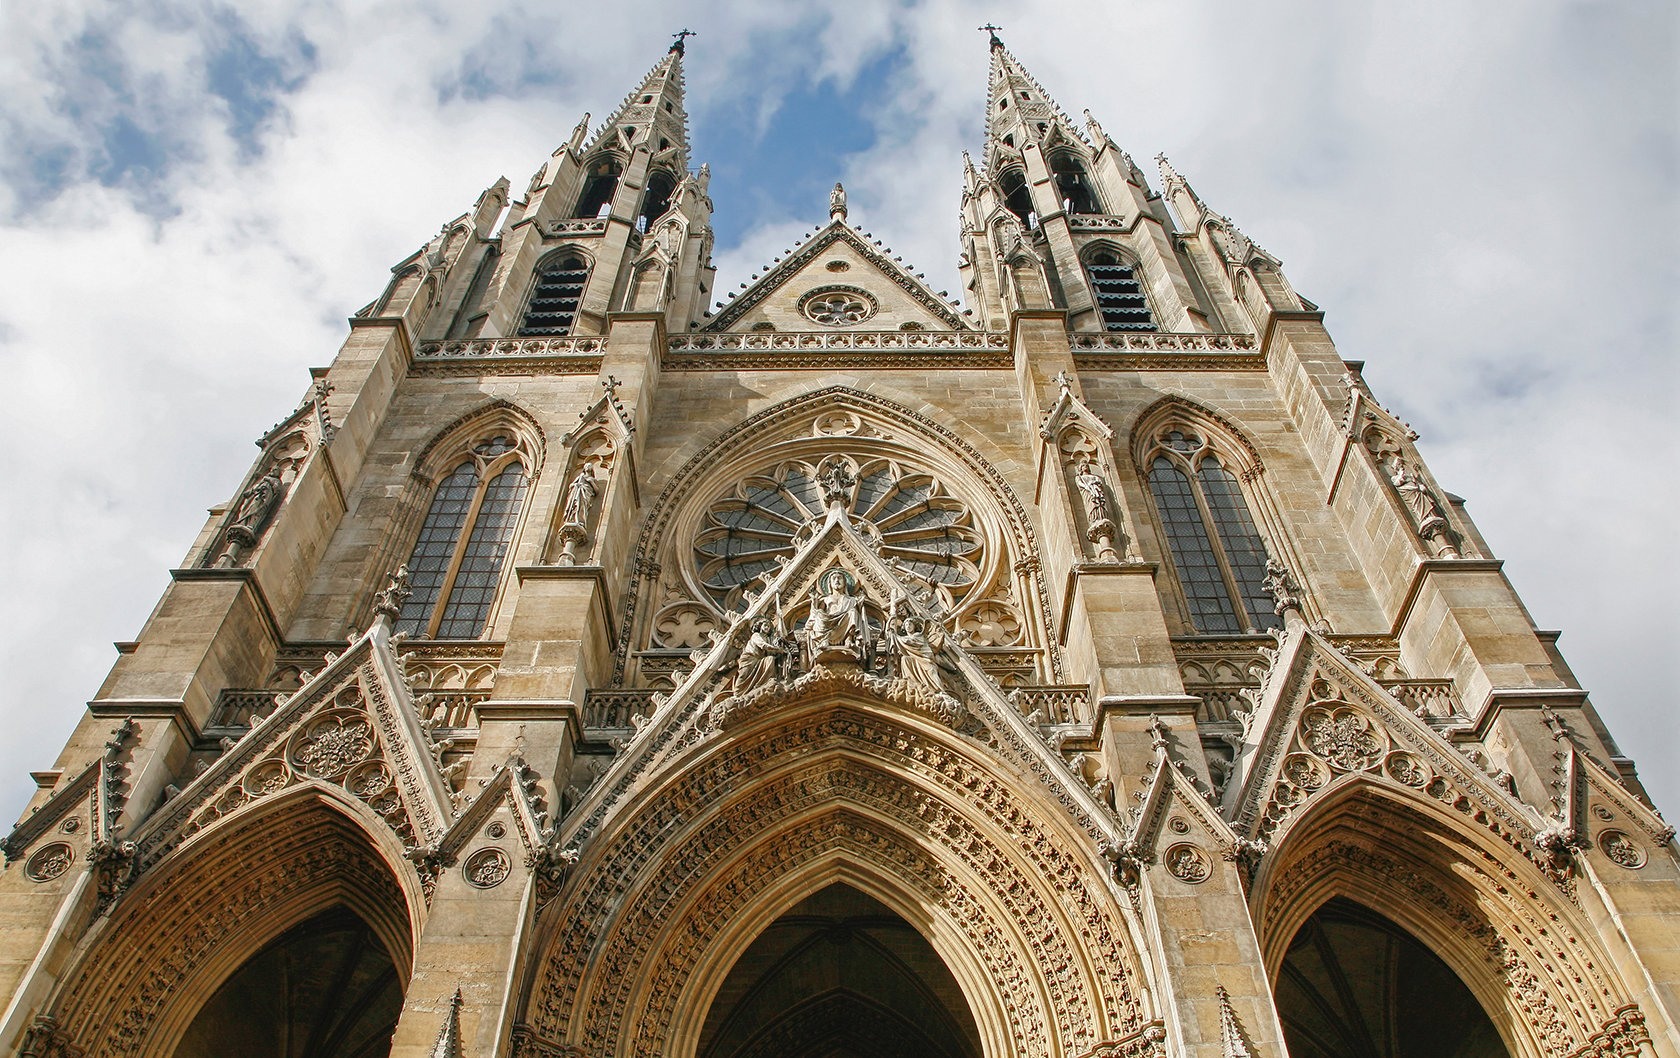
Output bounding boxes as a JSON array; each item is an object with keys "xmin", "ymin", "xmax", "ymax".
[
  {"xmin": 173, "ymin": 905, "xmax": 403, "ymax": 1058},
  {"xmin": 698, "ymin": 883, "xmax": 982, "ymax": 1058},
  {"xmin": 1276, "ymin": 896, "xmax": 1510, "ymax": 1058}
]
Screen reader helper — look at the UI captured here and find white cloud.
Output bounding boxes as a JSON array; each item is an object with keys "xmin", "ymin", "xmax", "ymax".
[{"xmin": 0, "ymin": 0, "xmax": 1674, "ymax": 827}]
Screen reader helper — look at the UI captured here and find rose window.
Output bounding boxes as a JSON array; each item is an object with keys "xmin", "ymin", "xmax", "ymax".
[
  {"xmin": 803, "ymin": 288, "xmax": 875, "ymax": 326},
  {"xmin": 694, "ymin": 458, "xmax": 981, "ymax": 611}
]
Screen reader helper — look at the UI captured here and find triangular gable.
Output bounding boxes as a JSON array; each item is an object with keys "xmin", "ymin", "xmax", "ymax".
[
  {"xmin": 1223, "ymin": 625, "xmax": 1550, "ymax": 870},
  {"xmin": 1543, "ymin": 712, "xmax": 1675, "ymax": 861},
  {"xmin": 120, "ymin": 621, "xmax": 456, "ymax": 897},
  {"xmin": 702, "ymin": 221, "xmax": 969, "ymax": 333},
  {"xmin": 560, "ymin": 501, "xmax": 1121, "ymax": 858}
]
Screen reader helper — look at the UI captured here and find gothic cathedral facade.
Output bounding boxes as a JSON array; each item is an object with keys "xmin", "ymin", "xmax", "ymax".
[{"xmin": 2, "ymin": 35, "xmax": 1674, "ymax": 1058}]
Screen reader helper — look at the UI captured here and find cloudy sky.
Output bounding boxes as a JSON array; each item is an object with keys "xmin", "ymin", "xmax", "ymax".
[{"xmin": 1, "ymin": 1, "xmax": 1674, "ymax": 826}]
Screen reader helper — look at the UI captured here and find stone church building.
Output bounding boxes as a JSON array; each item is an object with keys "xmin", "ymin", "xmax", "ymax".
[{"xmin": 2, "ymin": 33, "xmax": 1674, "ymax": 1058}]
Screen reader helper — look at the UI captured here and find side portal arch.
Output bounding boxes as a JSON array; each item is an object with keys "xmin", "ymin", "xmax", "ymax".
[
  {"xmin": 30, "ymin": 784, "xmax": 420, "ymax": 1058},
  {"xmin": 1252, "ymin": 779, "xmax": 1657, "ymax": 1058}
]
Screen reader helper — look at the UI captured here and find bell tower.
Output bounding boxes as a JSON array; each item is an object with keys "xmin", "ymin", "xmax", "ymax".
[
  {"xmin": 960, "ymin": 34, "xmax": 1224, "ymax": 334},
  {"xmin": 445, "ymin": 35, "xmax": 716, "ymax": 341}
]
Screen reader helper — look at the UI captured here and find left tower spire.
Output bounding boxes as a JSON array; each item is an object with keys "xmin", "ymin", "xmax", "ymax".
[{"xmin": 458, "ymin": 40, "xmax": 714, "ymax": 339}]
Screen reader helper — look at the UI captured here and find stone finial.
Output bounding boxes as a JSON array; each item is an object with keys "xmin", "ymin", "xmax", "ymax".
[
  {"xmin": 829, "ymin": 181, "xmax": 847, "ymax": 223},
  {"xmin": 373, "ymin": 565, "xmax": 413, "ymax": 626},
  {"xmin": 428, "ymin": 988, "xmax": 464, "ymax": 1058},
  {"xmin": 1263, "ymin": 558, "xmax": 1304, "ymax": 625}
]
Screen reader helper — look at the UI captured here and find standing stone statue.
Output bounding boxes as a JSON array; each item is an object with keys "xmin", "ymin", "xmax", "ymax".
[
  {"xmin": 829, "ymin": 181, "xmax": 847, "ymax": 222},
  {"xmin": 1075, "ymin": 461, "xmax": 1110, "ymax": 524},
  {"xmin": 562, "ymin": 466, "xmax": 597, "ymax": 527}
]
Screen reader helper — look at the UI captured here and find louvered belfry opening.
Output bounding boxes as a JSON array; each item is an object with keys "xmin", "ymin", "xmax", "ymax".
[
  {"xmin": 520, "ymin": 256, "xmax": 589, "ymax": 336},
  {"xmin": 1086, "ymin": 252, "xmax": 1154, "ymax": 331}
]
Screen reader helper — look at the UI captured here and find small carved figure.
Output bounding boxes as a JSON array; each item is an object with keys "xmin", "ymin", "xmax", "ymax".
[
  {"xmin": 829, "ymin": 181, "xmax": 847, "ymax": 221},
  {"xmin": 1075, "ymin": 461, "xmax": 1110, "ymax": 524},
  {"xmin": 1388, "ymin": 459, "xmax": 1461, "ymax": 557},
  {"xmin": 226, "ymin": 466, "xmax": 286, "ymax": 548},
  {"xmin": 886, "ymin": 613, "xmax": 955, "ymax": 697},
  {"xmin": 373, "ymin": 565, "xmax": 412, "ymax": 622},
  {"xmin": 805, "ymin": 569, "xmax": 869, "ymax": 663},
  {"xmin": 731, "ymin": 618, "xmax": 788, "ymax": 696},
  {"xmin": 1263, "ymin": 558, "xmax": 1301, "ymax": 617},
  {"xmin": 562, "ymin": 466, "xmax": 597, "ymax": 527}
]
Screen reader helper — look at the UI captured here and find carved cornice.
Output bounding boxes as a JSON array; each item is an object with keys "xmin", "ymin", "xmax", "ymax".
[{"xmin": 664, "ymin": 330, "xmax": 1010, "ymax": 369}]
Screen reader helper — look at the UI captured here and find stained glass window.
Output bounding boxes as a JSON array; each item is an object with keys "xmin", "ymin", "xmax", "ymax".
[
  {"xmin": 395, "ymin": 438, "xmax": 528, "ymax": 638},
  {"xmin": 1144, "ymin": 428, "xmax": 1281, "ymax": 633}
]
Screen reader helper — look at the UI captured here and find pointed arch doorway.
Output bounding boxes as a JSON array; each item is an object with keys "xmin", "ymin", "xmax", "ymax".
[
  {"xmin": 1275, "ymin": 896, "xmax": 1511, "ymax": 1058},
  {"xmin": 697, "ymin": 882, "xmax": 983, "ymax": 1058}
]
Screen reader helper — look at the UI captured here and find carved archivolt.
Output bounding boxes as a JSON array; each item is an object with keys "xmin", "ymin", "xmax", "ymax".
[
  {"xmin": 621, "ymin": 387, "xmax": 1059, "ymax": 683},
  {"xmin": 1254, "ymin": 785, "xmax": 1643, "ymax": 1058},
  {"xmin": 521, "ymin": 704, "xmax": 1148, "ymax": 1058},
  {"xmin": 33, "ymin": 791, "xmax": 414, "ymax": 1058}
]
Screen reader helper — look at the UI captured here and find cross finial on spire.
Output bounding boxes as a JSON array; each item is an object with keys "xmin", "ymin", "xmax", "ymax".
[
  {"xmin": 671, "ymin": 28, "xmax": 696, "ymax": 54},
  {"xmin": 978, "ymin": 24, "xmax": 1003, "ymax": 48}
]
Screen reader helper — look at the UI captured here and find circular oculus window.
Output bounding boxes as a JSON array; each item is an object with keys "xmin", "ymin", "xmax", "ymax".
[{"xmin": 801, "ymin": 287, "xmax": 876, "ymax": 326}]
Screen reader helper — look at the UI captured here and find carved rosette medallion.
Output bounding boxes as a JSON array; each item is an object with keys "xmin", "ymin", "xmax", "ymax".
[
  {"xmin": 288, "ymin": 711, "xmax": 375, "ymax": 779},
  {"xmin": 1597, "ymin": 830, "xmax": 1646, "ymax": 870},
  {"xmin": 465, "ymin": 847, "xmax": 512, "ymax": 889},
  {"xmin": 1164, "ymin": 843, "xmax": 1211, "ymax": 884},
  {"xmin": 24, "ymin": 842, "xmax": 74, "ymax": 882},
  {"xmin": 1301, "ymin": 706, "xmax": 1386, "ymax": 772},
  {"xmin": 1383, "ymin": 750, "xmax": 1431, "ymax": 788}
]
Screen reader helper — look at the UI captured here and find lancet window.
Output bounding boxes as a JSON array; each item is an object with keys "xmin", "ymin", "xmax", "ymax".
[
  {"xmin": 396, "ymin": 434, "xmax": 530, "ymax": 639},
  {"xmin": 1049, "ymin": 152, "xmax": 1101, "ymax": 214},
  {"xmin": 637, "ymin": 169, "xmax": 678, "ymax": 233},
  {"xmin": 1085, "ymin": 250, "xmax": 1154, "ymax": 332},
  {"xmin": 518, "ymin": 254, "xmax": 590, "ymax": 336},
  {"xmin": 1143, "ymin": 426, "xmax": 1279, "ymax": 634},
  {"xmin": 997, "ymin": 168, "xmax": 1036, "ymax": 228},
  {"xmin": 573, "ymin": 156, "xmax": 622, "ymax": 218}
]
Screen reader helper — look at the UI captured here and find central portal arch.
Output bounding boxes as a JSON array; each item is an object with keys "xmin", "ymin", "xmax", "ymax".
[
  {"xmin": 520, "ymin": 698, "xmax": 1155, "ymax": 1058},
  {"xmin": 696, "ymin": 882, "xmax": 982, "ymax": 1058}
]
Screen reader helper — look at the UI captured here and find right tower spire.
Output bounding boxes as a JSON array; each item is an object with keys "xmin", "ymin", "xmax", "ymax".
[{"xmin": 960, "ymin": 34, "xmax": 1213, "ymax": 334}]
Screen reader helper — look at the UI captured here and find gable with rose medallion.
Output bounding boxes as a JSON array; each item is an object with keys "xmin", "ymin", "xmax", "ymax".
[
  {"xmin": 1223, "ymin": 629, "xmax": 1554, "ymax": 881},
  {"xmin": 118, "ymin": 627, "xmax": 456, "ymax": 900}
]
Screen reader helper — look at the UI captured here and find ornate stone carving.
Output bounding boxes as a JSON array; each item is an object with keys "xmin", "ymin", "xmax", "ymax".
[
  {"xmin": 464, "ymin": 846, "xmax": 512, "ymax": 888},
  {"xmin": 1163, "ymin": 842, "xmax": 1211, "ymax": 884},
  {"xmin": 24, "ymin": 842, "xmax": 74, "ymax": 882},
  {"xmin": 620, "ymin": 387, "xmax": 1062, "ymax": 685},
  {"xmin": 1596, "ymin": 830, "xmax": 1645, "ymax": 870},
  {"xmin": 532, "ymin": 723, "xmax": 1144, "ymax": 1054}
]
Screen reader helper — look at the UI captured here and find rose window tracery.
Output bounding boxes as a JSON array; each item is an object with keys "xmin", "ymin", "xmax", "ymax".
[
  {"xmin": 801, "ymin": 288, "xmax": 876, "ymax": 326},
  {"xmin": 693, "ymin": 458, "xmax": 982, "ymax": 612}
]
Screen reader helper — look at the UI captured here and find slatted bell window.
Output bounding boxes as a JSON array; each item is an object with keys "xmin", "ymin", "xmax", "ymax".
[
  {"xmin": 519, "ymin": 256, "xmax": 589, "ymax": 336},
  {"xmin": 1086, "ymin": 252, "xmax": 1155, "ymax": 332}
]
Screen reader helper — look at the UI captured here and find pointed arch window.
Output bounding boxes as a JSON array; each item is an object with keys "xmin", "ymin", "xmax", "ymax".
[
  {"xmin": 1085, "ymin": 251, "xmax": 1154, "ymax": 332},
  {"xmin": 573, "ymin": 156, "xmax": 622, "ymax": 218},
  {"xmin": 397, "ymin": 435, "xmax": 530, "ymax": 639},
  {"xmin": 1049, "ymin": 152, "xmax": 1101, "ymax": 214},
  {"xmin": 1145, "ymin": 427, "xmax": 1279, "ymax": 634},
  {"xmin": 519, "ymin": 254, "xmax": 590, "ymax": 335},
  {"xmin": 998, "ymin": 168, "xmax": 1036, "ymax": 228},
  {"xmin": 637, "ymin": 169, "xmax": 678, "ymax": 233}
]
